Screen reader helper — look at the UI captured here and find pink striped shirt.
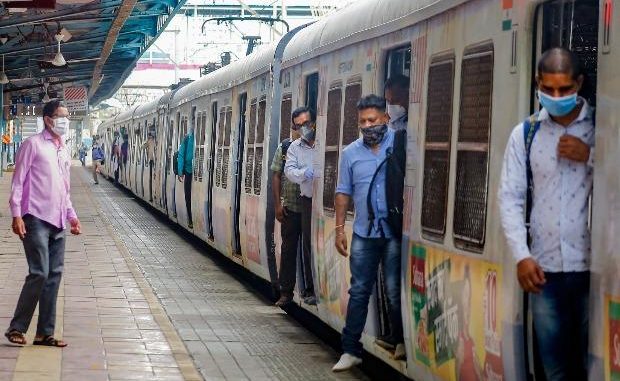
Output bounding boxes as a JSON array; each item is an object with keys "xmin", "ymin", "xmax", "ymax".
[{"xmin": 9, "ymin": 129, "xmax": 77, "ymax": 229}]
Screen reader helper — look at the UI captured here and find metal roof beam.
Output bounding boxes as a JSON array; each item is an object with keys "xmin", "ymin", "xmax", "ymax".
[
  {"xmin": 89, "ymin": 0, "xmax": 139, "ymax": 97},
  {"xmin": 0, "ymin": 1, "xmax": 123, "ymax": 28},
  {"xmin": 3, "ymin": 75, "xmax": 92, "ymax": 93}
]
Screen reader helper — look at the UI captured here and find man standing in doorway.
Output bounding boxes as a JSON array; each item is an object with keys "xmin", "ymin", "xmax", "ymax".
[
  {"xmin": 270, "ymin": 115, "xmax": 303, "ymax": 307},
  {"xmin": 332, "ymin": 95, "xmax": 405, "ymax": 372},
  {"xmin": 499, "ymin": 48, "xmax": 594, "ymax": 381},
  {"xmin": 5, "ymin": 100, "xmax": 81, "ymax": 347},
  {"xmin": 143, "ymin": 132, "xmax": 156, "ymax": 202},
  {"xmin": 284, "ymin": 106, "xmax": 317, "ymax": 306},
  {"xmin": 384, "ymin": 75, "xmax": 409, "ymax": 131},
  {"xmin": 177, "ymin": 128, "xmax": 194, "ymax": 229}
]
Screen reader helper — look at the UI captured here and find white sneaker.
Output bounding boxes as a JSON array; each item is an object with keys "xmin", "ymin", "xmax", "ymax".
[
  {"xmin": 394, "ymin": 343, "xmax": 406, "ymax": 360},
  {"xmin": 332, "ymin": 353, "xmax": 362, "ymax": 372}
]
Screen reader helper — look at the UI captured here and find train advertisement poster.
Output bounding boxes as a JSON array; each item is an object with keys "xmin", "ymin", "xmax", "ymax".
[
  {"xmin": 411, "ymin": 244, "xmax": 504, "ymax": 380},
  {"xmin": 604, "ymin": 296, "xmax": 620, "ymax": 381},
  {"xmin": 316, "ymin": 216, "xmax": 350, "ymax": 319},
  {"xmin": 244, "ymin": 196, "xmax": 261, "ymax": 264}
]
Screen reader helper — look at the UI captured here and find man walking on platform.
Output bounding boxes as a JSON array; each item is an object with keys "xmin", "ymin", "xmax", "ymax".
[
  {"xmin": 499, "ymin": 48, "xmax": 594, "ymax": 381},
  {"xmin": 284, "ymin": 106, "xmax": 317, "ymax": 306},
  {"xmin": 271, "ymin": 110, "xmax": 303, "ymax": 307},
  {"xmin": 177, "ymin": 128, "xmax": 194, "ymax": 229},
  {"xmin": 92, "ymin": 138, "xmax": 105, "ymax": 185},
  {"xmin": 5, "ymin": 100, "xmax": 81, "ymax": 347}
]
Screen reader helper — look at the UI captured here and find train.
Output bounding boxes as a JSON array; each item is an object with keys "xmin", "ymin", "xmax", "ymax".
[{"xmin": 96, "ymin": 0, "xmax": 619, "ymax": 379}]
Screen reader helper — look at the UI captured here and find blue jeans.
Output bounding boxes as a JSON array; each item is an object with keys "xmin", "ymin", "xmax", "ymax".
[
  {"xmin": 531, "ymin": 271, "xmax": 589, "ymax": 381},
  {"xmin": 8, "ymin": 215, "xmax": 65, "ymax": 337},
  {"xmin": 342, "ymin": 234, "xmax": 403, "ymax": 357}
]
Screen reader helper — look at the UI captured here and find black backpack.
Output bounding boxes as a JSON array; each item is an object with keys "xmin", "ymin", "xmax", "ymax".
[
  {"xmin": 366, "ymin": 129, "xmax": 407, "ymax": 238},
  {"xmin": 280, "ymin": 138, "xmax": 293, "ymax": 173}
]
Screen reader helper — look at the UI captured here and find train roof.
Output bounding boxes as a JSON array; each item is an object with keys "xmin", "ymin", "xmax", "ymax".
[
  {"xmin": 281, "ymin": 0, "xmax": 467, "ymax": 67},
  {"xmin": 134, "ymin": 98, "xmax": 161, "ymax": 119},
  {"xmin": 170, "ymin": 43, "xmax": 277, "ymax": 108},
  {"xmin": 115, "ymin": 106, "xmax": 139, "ymax": 125}
]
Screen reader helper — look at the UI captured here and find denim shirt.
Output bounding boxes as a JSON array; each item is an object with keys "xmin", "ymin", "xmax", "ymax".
[{"xmin": 336, "ymin": 128, "xmax": 394, "ymax": 238}]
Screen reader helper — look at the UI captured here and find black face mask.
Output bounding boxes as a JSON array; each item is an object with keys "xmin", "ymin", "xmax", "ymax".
[{"xmin": 361, "ymin": 124, "xmax": 388, "ymax": 146}]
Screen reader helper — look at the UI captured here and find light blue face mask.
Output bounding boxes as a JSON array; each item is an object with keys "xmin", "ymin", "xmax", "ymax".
[{"xmin": 537, "ymin": 90, "xmax": 578, "ymax": 117}]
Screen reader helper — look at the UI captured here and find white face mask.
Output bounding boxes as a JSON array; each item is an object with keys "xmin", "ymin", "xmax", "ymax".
[
  {"xmin": 386, "ymin": 103, "xmax": 406, "ymax": 122},
  {"xmin": 51, "ymin": 117, "xmax": 69, "ymax": 136}
]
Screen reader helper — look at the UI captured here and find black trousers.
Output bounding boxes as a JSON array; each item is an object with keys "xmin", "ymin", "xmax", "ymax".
[
  {"xmin": 300, "ymin": 196, "xmax": 314, "ymax": 296},
  {"xmin": 149, "ymin": 160, "xmax": 154, "ymax": 201},
  {"xmin": 279, "ymin": 209, "xmax": 301, "ymax": 294},
  {"xmin": 184, "ymin": 173, "xmax": 193, "ymax": 224}
]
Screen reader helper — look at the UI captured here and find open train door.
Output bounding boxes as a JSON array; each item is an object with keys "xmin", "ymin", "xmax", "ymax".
[
  {"xmin": 527, "ymin": 1, "xmax": 599, "ymax": 379},
  {"xmin": 232, "ymin": 93, "xmax": 248, "ymax": 257}
]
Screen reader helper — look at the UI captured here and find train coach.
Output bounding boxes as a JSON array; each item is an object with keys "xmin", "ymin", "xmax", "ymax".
[{"xmin": 97, "ymin": 0, "xmax": 619, "ymax": 379}]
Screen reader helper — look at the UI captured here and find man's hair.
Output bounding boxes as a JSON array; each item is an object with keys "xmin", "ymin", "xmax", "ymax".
[
  {"xmin": 384, "ymin": 75, "xmax": 410, "ymax": 92},
  {"xmin": 291, "ymin": 106, "xmax": 312, "ymax": 123},
  {"xmin": 537, "ymin": 47, "xmax": 583, "ymax": 80},
  {"xmin": 357, "ymin": 94, "xmax": 386, "ymax": 112},
  {"xmin": 42, "ymin": 100, "xmax": 66, "ymax": 118}
]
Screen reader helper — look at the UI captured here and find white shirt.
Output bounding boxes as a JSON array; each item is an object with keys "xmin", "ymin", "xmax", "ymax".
[
  {"xmin": 498, "ymin": 99, "xmax": 594, "ymax": 272},
  {"xmin": 284, "ymin": 138, "xmax": 315, "ymax": 198},
  {"xmin": 388, "ymin": 115, "xmax": 408, "ymax": 131}
]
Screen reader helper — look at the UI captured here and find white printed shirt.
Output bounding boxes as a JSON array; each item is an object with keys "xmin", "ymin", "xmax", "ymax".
[
  {"xmin": 284, "ymin": 138, "xmax": 316, "ymax": 198},
  {"xmin": 498, "ymin": 99, "xmax": 594, "ymax": 272}
]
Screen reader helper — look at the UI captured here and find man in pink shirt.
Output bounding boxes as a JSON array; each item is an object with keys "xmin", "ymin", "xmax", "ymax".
[{"xmin": 5, "ymin": 100, "xmax": 81, "ymax": 347}]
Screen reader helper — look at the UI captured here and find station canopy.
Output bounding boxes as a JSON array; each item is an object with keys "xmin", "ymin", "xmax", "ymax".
[{"xmin": 0, "ymin": 0, "xmax": 185, "ymax": 113}]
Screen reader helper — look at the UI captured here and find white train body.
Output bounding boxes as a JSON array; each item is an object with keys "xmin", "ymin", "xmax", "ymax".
[{"xmin": 97, "ymin": 0, "xmax": 619, "ymax": 379}]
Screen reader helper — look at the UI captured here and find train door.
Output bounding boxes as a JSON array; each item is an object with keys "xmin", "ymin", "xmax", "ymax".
[
  {"xmin": 527, "ymin": 1, "xmax": 599, "ymax": 380},
  {"xmin": 141, "ymin": 121, "xmax": 146, "ymax": 198},
  {"xmin": 206, "ymin": 101, "xmax": 218, "ymax": 240},
  {"xmin": 232, "ymin": 93, "xmax": 247, "ymax": 257},
  {"xmin": 375, "ymin": 44, "xmax": 411, "ymax": 352}
]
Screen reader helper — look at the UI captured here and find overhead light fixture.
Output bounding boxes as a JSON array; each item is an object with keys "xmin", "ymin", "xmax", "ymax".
[
  {"xmin": 0, "ymin": 36, "xmax": 7, "ymax": 45},
  {"xmin": 43, "ymin": 93, "xmax": 50, "ymax": 103},
  {"xmin": 59, "ymin": 28, "xmax": 72, "ymax": 42},
  {"xmin": 52, "ymin": 34, "xmax": 66, "ymax": 67},
  {"xmin": 0, "ymin": 55, "xmax": 9, "ymax": 85}
]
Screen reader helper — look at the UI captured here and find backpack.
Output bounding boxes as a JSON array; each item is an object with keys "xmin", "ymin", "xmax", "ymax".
[
  {"xmin": 280, "ymin": 138, "xmax": 292, "ymax": 173},
  {"xmin": 366, "ymin": 129, "xmax": 407, "ymax": 238},
  {"xmin": 522, "ymin": 114, "xmax": 541, "ymax": 239},
  {"xmin": 172, "ymin": 151, "xmax": 179, "ymax": 175}
]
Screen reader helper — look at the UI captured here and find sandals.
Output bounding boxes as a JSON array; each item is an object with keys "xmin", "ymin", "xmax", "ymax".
[
  {"xmin": 4, "ymin": 329, "xmax": 26, "ymax": 345},
  {"xmin": 33, "ymin": 335, "xmax": 67, "ymax": 347}
]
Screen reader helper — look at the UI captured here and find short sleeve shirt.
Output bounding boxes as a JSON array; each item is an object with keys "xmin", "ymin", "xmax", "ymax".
[{"xmin": 270, "ymin": 144, "xmax": 302, "ymax": 213}]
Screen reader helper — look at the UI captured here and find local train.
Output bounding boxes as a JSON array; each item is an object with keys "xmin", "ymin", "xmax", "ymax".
[{"xmin": 97, "ymin": 0, "xmax": 619, "ymax": 379}]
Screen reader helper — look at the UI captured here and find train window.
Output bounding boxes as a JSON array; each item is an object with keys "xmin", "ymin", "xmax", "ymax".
[
  {"xmin": 248, "ymin": 99, "xmax": 257, "ymax": 144},
  {"xmin": 193, "ymin": 112, "xmax": 206, "ymax": 182},
  {"xmin": 453, "ymin": 44, "xmax": 494, "ymax": 252},
  {"xmin": 224, "ymin": 109, "xmax": 232, "ymax": 146},
  {"xmin": 323, "ymin": 87, "xmax": 342, "ymax": 213},
  {"xmin": 421, "ymin": 58, "xmax": 455, "ymax": 240},
  {"xmin": 253, "ymin": 147, "xmax": 262, "ymax": 195},
  {"xmin": 257, "ymin": 98, "xmax": 266, "ymax": 143},
  {"xmin": 216, "ymin": 108, "xmax": 227, "ymax": 188},
  {"xmin": 342, "ymin": 83, "xmax": 361, "ymax": 146},
  {"xmin": 280, "ymin": 95, "xmax": 292, "ymax": 141},
  {"xmin": 305, "ymin": 73, "xmax": 319, "ymax": 118},
  {"xmin": 245, "ymin": 99, "xmax": 258, "ymax": 194},
  {"xmin": 245, "ymin": 147, "xmax": 254, "ymax": 194},
  {"xmin": 385, "ymin": 45, "xmax": 412, "ymax": 79}
]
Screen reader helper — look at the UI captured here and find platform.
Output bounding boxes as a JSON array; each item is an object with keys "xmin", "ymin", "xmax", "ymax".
[{"xmin": 0, "ymin": 165, "xmax": 368, "ymax": 381}]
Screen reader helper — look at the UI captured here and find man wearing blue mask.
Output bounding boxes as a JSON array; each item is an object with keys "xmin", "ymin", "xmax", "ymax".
[
  {"xmin": 499, "ymin": 47, "xmax": 594, "ymax": 380},
  {"xmin": 332, "ymin": 94, "xmax": 405, "ymax": 371},
  {"xmin": 284, "ymin": 106, "xmax": 317, "ymax": 305}
]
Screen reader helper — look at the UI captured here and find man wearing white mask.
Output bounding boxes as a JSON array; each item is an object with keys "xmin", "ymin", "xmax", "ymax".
[
  {"xmin": 384, "ymin": 75, "xmax": 410, "ymax": 131},
  {"xmin": 5, "ymin": 100, "xmax": 81, "ymax": 347}
]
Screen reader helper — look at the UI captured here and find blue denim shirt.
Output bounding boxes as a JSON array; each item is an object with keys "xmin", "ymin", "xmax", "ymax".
[{"xmin": 336, "ymin": 128, "xmax": 394, "ymax": 238}]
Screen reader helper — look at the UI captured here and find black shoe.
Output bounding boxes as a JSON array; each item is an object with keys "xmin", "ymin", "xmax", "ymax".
[
  {"xmin": 188, "ymin": 222, "xmax": 193, "ymax": 229},
  {"xmin": 303, "ymin": 295, "xmax": 317, "ymax": 305},
  {"xmin": 275, "ymin": 293, "xmax": 293, "ymax": 307}
]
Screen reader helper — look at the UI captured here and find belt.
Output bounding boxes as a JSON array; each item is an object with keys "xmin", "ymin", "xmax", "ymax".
[{"xmin": 301, "ymin": 195, "xmax": 312, "ymax": 200}]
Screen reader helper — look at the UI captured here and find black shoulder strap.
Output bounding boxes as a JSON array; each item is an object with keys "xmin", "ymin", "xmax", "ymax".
[
  {"xmin": 280, "ymin": 138, "xmax": 292, "ymax": 173},
  {"xmin": 523, "ymin": 114, "xmax": 540, "ymax": 232},
  {"xmin": 366, "ymin": 157, "xmax": 388, "ymax": 237}
]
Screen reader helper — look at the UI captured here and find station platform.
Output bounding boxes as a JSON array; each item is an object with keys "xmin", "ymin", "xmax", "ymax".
[{"xmin": 0, "ymin": 165, "xmax": 368, "ymax": 381}]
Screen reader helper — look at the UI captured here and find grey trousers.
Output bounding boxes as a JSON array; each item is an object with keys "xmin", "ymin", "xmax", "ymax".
[
  {"xmin": 8, "ymin": 214, "xmax": 65, "ymax": 336},
  {"xmin": 93, "ymin": 159, "xmax": 102, "ymax": 183}
]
